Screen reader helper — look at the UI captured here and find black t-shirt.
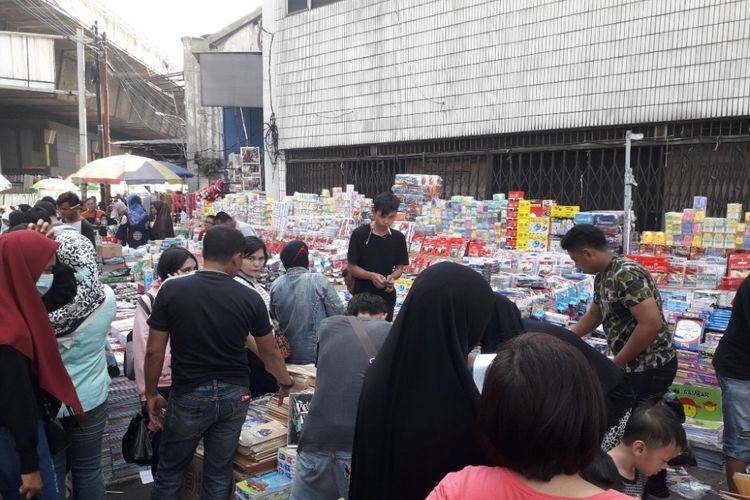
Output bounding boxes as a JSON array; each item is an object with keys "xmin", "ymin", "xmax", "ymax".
[
  {"xmin": 714, "ymin": 276, "xmax": 750, "ymax": 380},
  {"xmin": 147, "ymin": 270, "xmax": 273, "ymax": 395},
  {"xmin": 347, "ymin": 224, "xmax": 409, "ymax": 305}
]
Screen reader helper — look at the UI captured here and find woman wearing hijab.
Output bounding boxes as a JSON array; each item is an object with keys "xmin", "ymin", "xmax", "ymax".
[
  {"xmin": 149, "ymin": 200, "xmax": 174, "ymax": 241},
  {"xmin": 481, "ymin": 294, "xmax": 636, "ymax": 450},
  {"xmin": 270, "ymin": 240, "xmax": 344, "ymax": 365},
  {"xmin": 348, "ymin": 262, "xmax": 495, "ymax": 500},
  {"xmin": 114, "ymin": 195, "xmax": 150, "ymax": 248},
  {"xmin": 48, "ymin": 231, "xmax": 117, "ymax": 500},
  {"xmin": 0, "ymin": 231, "xmax": 83, "ymax": 500}
]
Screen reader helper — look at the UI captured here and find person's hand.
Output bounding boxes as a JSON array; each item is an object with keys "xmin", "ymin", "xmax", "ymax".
[
  {"xmin": 26, "ymin": 219, "xmax": 55, "ymax": 238},
  {"xmin": 19, "ymin": 471, "xmax": 43, "ymax": 499},
  {"xmin": 370, "ymin": 273, "xmax": 388, "ymax": 289},
  {"xmin": 147, "ymin": 394, "xmax": 168, "ymax": 427},
  {"xmin": 385, "ymin": 274, "xmax": 396, "ymax": 293},
  {"xmin": 276, "ymin": 385, "xmax": 292, "ymax": 406}
]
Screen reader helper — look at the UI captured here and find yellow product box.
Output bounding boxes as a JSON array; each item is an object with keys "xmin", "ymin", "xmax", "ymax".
[
  {"xmin": 738, "ymin": 223, "xmax": 746, "ymax": 233},
  {"xmin": 516, "ymin": 240, "xmax": 528, "ymax": 251},
  {"xmin": 694, "ymin": 210, "xmax": 705, "ymax": 222},
  {"xmin": 641, "ymin": 232, "xmax": 655, "ymax": 244},
  {"xmin": 550, "ymin": 205, "xmax": 581, "ymax": 218},
  {"xmin": 692, "ymin": 235, "xmax": 702, "ymax": 248},
  {"xmin": 519, "ymin": 200, "xmax": 531, "ymax": 208},
  {"xmin": 665, "ymin": 234, "xmax": 675, "ymax": 246},
  {"xmin": 653, "ymin": 232, "xmax": 666, "ymax": 245},
  {"xmin": 745, "ymin": 212, "xmax": 750, "ymax": 223},
  {"xmin": 737, "ymin": 236, "xmax": 745, "ymax": 248}
]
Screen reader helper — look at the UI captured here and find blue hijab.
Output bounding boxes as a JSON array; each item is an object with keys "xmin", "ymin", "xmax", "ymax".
[{"xmin": 127, "ymin": 194, "xmax": 148, "ymax": 226}]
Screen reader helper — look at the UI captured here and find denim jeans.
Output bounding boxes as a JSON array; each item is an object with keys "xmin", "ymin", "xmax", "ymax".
[
  {"xmin": 0, "ymin": 420, "xmax": 59, "ymax": 500},
  {"xmin": 151, "ymin": 380, "xmax": 250, "ymax": 500},
  {"xmin": 624, "ymin": 356, "xmax": 678, "ymax": 405},
  {"xmin": 291, "ymin": 450, "xmax": 352, "ymax": 500},
  {"xmin": 719, "ymin": 375, "xmax": 750, "ymax": 462},
  {"xmin": 53, "ymin": 400, "xmax": 108, "ymax": 500}
]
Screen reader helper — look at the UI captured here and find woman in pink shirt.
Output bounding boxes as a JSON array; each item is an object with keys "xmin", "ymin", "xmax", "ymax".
[
  {"xmin": 133, "ymin": 246, "xmax": 197, "ymax": 473},
  {"xmin": 428, "ymin": 333, "xmax": 631, "ymax": 500}
]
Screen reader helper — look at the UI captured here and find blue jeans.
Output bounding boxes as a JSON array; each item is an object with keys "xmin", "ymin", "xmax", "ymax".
[
  {"xmin": 719, "ymin": 375, "xmax": 750, "ymax": 462},
  {"xmin": 0, "ymin": 420, "xmax": 59, "ymax": 500},
  {"xmin": 151, "ymin": 380, "xmax": 250, "ymax": 500},
  {"xmin": 53, "ymin": 401, "xmax": 108, "ymax": 500},
  {"xmin": 291, "ymin": 450, "xmax": 352, "ymax": 500}
]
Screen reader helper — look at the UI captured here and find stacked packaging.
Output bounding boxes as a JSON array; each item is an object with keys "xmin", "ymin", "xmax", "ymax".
[{"xmin": 391, "ymin": 174, "xmax": 442, "ymax": 221}]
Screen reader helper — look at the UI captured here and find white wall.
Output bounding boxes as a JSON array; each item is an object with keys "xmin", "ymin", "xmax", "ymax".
[{"xmin": 269, "ymin": 0, "xmax": 750, "ymax": 150}]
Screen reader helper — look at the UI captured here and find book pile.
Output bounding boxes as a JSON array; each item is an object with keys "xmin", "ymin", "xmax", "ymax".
[
  {"xmin": 235, "ymin": 471, "xmax": 293, "ymax": 500},
  {"xmin": 234, "ymin": 421, "xmax": 287, "ymax": 475}
]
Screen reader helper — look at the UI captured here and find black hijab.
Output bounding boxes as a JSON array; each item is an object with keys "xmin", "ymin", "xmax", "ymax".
[
  {"xmin": 280, "ymin": 240, "xmax": 309, "ymax": 269},
  {"xmin": 150, "ymin": 200, "xmax": 174, "ymax": 240},
  {"xmin": 480, "ymin": 293, "xmax": 525, "ymax": 353},
  {"xmin": 349, "ymin": 262, "xmax": 495, "ymax": 500},
  {"xmin": 480, "ymin": 294, "xmax": 634, "ymax": 430}
]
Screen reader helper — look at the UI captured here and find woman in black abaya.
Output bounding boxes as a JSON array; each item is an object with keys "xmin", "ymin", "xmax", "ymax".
[
  {"xmin": 481, "ymin": 294, "xmax": 636, "ymax": 450},
  {"xmin": 349, "ymin": 262, "xmax": 495, "ymax": 500}
]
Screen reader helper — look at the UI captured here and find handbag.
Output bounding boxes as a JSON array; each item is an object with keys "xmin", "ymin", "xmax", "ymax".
[
  {"xmin": 272, "ymin": 319, "xmax": 292, "ymax": 360},
  {"xmin": 122, "ymin": 412, "xmax": 153, "ymax": 465},
  {"xmin": 44, "ymin": 418, "xmax": 70, "ymax": 456}
]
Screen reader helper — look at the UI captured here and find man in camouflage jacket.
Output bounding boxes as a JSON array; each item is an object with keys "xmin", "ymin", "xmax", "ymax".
[{"xmin": 561, "ymin": 224, "xmax": 677, "ymax": 498}]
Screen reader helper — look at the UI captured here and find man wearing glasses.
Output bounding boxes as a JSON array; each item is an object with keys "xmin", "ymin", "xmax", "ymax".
[{"xmin": 56, "ymin": 192, "xmax": 97, "ymax": 248}]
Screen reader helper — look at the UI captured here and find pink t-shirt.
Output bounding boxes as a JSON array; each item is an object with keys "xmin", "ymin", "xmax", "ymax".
[{"xmin": 427, "ymin": 466, "xmax": 631, "ymax": 500}]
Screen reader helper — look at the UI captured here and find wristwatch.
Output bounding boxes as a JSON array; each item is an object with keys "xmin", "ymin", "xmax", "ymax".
[{"xmin": 279, "ymin": 377, "xmax": 295, "ymax": 389}]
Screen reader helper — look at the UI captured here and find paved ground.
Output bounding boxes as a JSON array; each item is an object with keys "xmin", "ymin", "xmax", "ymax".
[{"xmin": 104, "ymin": 465, "xmax": 729, "ymax": 499}]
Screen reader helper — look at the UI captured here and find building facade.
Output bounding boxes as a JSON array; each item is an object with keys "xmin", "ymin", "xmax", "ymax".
[
  {"xmin": 182, "ymin": 9, "xmax": 263, "ymax": 189},
  {"xmin": 263, "ymin": 0, "xmax": 750, "ymax": 229}
]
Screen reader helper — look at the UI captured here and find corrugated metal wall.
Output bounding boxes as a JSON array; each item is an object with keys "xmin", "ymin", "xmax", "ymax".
[{"xmin": 272, "ymin": 0, "xmax": 750, "ymax": 150}]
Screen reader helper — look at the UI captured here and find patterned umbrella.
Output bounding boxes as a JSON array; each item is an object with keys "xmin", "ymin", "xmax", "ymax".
[{"xmin": 70, "ymin": 154, "xmax": 182, "ymax": 185}]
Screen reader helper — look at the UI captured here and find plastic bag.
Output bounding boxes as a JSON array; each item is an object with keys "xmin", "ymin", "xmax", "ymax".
[
  {"xmin": 667, "ymin": 467, "xmax": 711, "ymax": 500},
  {"xmin": 122, "ymin": 412, "xmax": 153, "ymax": 465}
]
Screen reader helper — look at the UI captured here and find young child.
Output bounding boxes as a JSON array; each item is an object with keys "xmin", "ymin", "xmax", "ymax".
[{"xmin": 606, "ymin": 402, "xmax": 688, "ymax": 498}]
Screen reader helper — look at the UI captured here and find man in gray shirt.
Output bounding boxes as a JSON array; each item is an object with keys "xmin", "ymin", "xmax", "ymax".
[{"xmin": 291, "ymin": 293, "xmax": 391, "ymax": 500}]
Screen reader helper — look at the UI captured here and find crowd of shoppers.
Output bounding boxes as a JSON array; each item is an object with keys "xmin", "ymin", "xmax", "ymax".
[{"xmin": 7, "ymin": 192, "xmax": 747, "ymax": 500}]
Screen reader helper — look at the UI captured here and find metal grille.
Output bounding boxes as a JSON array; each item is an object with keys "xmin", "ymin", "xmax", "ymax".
[
  {"xmin": 285, "ymin": 158, "xmax": 404, "ymax": 198},
  {"xmin": 284, "ymin": 118, "xmax": 750, "ymax": 231},
  {"xmin": 664, "ymin": 142, "xmax": 750, "ymax": 218}
]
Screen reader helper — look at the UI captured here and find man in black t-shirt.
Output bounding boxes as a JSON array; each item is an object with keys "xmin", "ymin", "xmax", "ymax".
[
  {"xmin": 347, "ymin": 192, "xmax": 410, "ymax": 321},
  {"xmin": 145, "ymin": 226, "xmax": 295, "ymax": 500}
]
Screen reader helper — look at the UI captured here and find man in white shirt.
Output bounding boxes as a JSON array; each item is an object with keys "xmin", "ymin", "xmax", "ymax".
[{"xmin": 213, "ymin": 211, "xmax": 258, "ymax": 237}]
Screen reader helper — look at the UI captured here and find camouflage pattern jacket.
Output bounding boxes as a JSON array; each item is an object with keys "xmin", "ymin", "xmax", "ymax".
[{"xmin": 594, "ymin": 256, "xmax": 676, "ymax": 373}]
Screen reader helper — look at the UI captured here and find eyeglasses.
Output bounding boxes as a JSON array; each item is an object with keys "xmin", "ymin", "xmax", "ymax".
[
  {"xmin": 243, "ymin": 255, "xmax": 266, "ymax": 264},
  {"xmin": 59, "ymin": 204, "xmax": 81, "ymax": 211}
]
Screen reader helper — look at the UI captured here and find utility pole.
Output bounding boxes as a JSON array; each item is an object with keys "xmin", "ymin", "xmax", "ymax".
[
  {"xmin": 100, "ymin": 32, "xmax": 111, "ymax": 158},
  {"xmin": 623, "ymin": 130, "xmax": 643, "ymax": 253},
  {"xmin": 76, "ymin": 27, "xmax": 88, "ymax": 168}
]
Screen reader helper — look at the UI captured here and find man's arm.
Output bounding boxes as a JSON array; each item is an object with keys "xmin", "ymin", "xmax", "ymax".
[
  {"xmin": 612, "ymin": 298, "xmax": 664, "ymax": 369},
  {"xmin": 570, "ymin": 303, "xmax": 603, "ymax": 337},
  {"xmin": 321, "ymin": 278, "xmax": 344, "ymax": 316},
  {"xmin": 387, "ymin": 264, "xmax": 404, "ymax": 282},
  {"xmin": 253, "ymin": 333, "xmax": 294, "ymax": 404},
  {"xmin": 144, "ymin": 329, "xmax": 169, "ymax": 425}
]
